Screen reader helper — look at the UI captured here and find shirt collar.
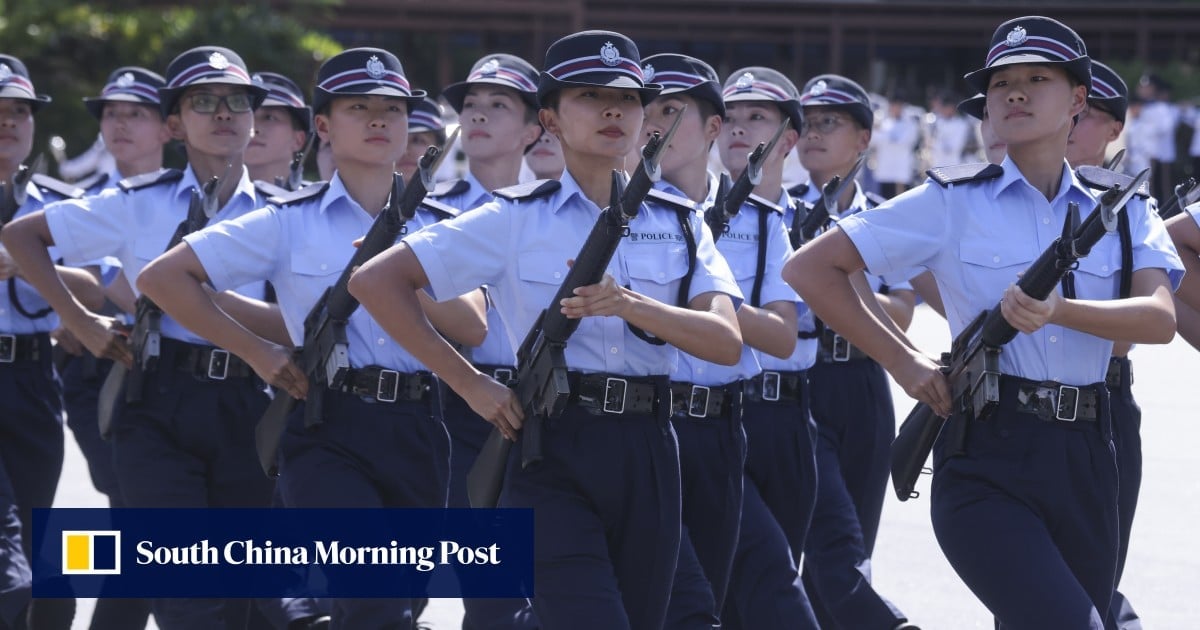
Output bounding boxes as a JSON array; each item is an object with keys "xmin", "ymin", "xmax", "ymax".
[
  {"xmin": 992, "ymin": 156, "xmax": 1091, "ymax": 205},
  {"xmin": 552, "ymin": 170, "xmax": 590, "ymax": 214},
  {"xmin": 318, "ymin": 172, "xmax": 354, "ymax": 214},
  {"xmin": 462, "ymin": 171, "xmax": 493, "ymax": 208},
  {"xmin": 176, "ymin": 164, "xmax": 257, "ymax": 211}
]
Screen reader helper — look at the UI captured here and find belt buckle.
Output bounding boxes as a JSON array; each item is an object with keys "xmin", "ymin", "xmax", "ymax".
[
  {"xmin": 761, "ymin": 371, "xmax": 781, "ymax": 402},
  {"xmin": 1056, "ymin": 385, "xmax": 1080, "ymax": 422},
  {"xmin": 493, "ymin": 368, "xmax": 514, "ymax": 384},
  {"xmin": 207, "ymin": 349, "xmax": 230, "ymax": 380},
  {"xmin": 688, "ymin": 385, "xmax": 711, "ymax": 418},
  {"xmin": 377, "ymin": 369, "xmax": 400, "ymax": 403},
  {"xmin": 603, "ymin": 377, "xmax": 627, "ymax": 414},
  {"xmin": 831, "ymin": 334, "xmax": 851, "ymax": 362},
  {"xmin": 0, "ymin": 334, "xmax": 14, "ymax": 363}
]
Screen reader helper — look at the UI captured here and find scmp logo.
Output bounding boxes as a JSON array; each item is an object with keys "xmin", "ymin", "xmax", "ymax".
[{"xmin": 62, "ymin": 530, "xmax": 121, "ymax": 575}]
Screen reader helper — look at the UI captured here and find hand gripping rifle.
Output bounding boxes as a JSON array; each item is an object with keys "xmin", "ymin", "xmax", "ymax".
[
  {"xmin": 465, "ymin": 108, "xmax": 685, "ymax": 509},
  {"xmin": 705, "ymin": 120, "xmax": 789, "ymax": 243},
  {"xmin": 97, "ymin": 173, "xmax": 222, "ymax": 437},
  {"xmin": 790, "ymin": 154, "xmax": 865, "ymax": 249},
  {"xmin": 890, "ymin": 167, "xmax": 1151, "ymax": 501},
  {"xmin": 0, "ymin": 155, "xmax": 44, "ymax": 230},
  {"xmin": 255, "ymin": 146, "xmax": 444, "ymax": 477}
]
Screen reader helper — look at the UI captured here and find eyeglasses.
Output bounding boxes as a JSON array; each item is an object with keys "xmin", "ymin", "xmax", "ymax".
[
  {"xmin": 800, "ymin": 114, "xmax": 850, "ymax": 135},
  {"xmin": 186, "ymin": 92, "xmax": 253, "ymax": 114}
]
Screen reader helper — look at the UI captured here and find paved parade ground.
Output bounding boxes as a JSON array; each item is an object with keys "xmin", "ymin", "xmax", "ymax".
[{"xmin": 58, "ymin": 304, "xmax": 1200, "ymax": 629}]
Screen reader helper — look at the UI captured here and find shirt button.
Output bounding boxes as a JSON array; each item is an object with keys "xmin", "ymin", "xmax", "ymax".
[
  {"xmin": 658, "ymin": 272, "xmax": 665, "ymax": 279},
  {"xmin": 1043, "ymin": 217, "xmax": 1051, "ymax": 225},
  {"xmin": 1049, "ymin": 336, "xmax": 1058, "ymax": 343},
  {"xmin": 1101, "ymin": 265, "xmax": 1109, "ymax": 272},
  {"xmin": 609, "ymin": 346, "xmax": 618, "ymax": 354},
  {"xmin": 554, "ymin": 272, "xmax": 562, "ymax": 279},
  {"xmin": 992, "ymin": 256, "xmax": 1001, "ymax": 263},
  {"xmin": 377, "ymin": 338, "xmax": 386, "ymax": 345},
  {"xmin": 320, "ymin": 263, "xmax": 328, "ymax": 270}
]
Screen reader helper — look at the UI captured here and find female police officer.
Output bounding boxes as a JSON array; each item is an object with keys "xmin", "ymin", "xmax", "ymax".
[{"xmin": 785, "ymin": 16, "xmax": 1181, "ymax": 629}]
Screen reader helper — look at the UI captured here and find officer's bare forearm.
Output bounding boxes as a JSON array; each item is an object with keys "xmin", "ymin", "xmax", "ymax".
[
  {"xmin": 210, "ymin": 290, "xmax": 293, "ymax": 347},
  {"xmin": 1051, "ymin": 269, "xmax": 1176, "ymax": 345},
  {"xmin": 736, "ymin": 301, "xmax": 797, "ymax": 359},
  {"xmin": 875, "ymin": 288, "xmax": 916, "ymax": 332},
  {"xmin": 57, "ymin": 266, "xmax": 106, "ymax": 312},
  {"xmin": 619, "ymin": 289, "xmax": 742, "ymax": 365},
  {"xmin": 421, "ymin": 288, "xmax": 487, "ymax": 348},
  {"xmin": 105, "ymin": 273, "xmax": 137, "ymax": 315},
  {"xmin": 784, "ymin": 229, "xmax": 916, "ymax": 372},
  {"xmin": 349, "ymin": 244, "xmax": 482, "ymax": 393},
  {"xmin": 1, "ymin": 212, "xmax": 96, "ymax": 329},
  {"xmin": 137, "ymin": 245, "xmax": 270, "ymax": 357},
  {"xmin": 1175, "ymin": 298, "xmax": 1200, "ymax": 352},
  {"xmin": 1166, "ymin": 214, "xmax": 1200, "ymax": 311},
  {"xmin": 910, "ymin": 271, "xmax": 947, "ymax": 319}
]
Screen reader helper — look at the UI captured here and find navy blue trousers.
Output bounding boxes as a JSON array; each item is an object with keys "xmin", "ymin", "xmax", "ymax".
[
  {"xmin": 1107, "ymin": 357, "xmax": 1141, "ymax": 630},
  {"xmin": 932, "ymin": 377, "xmax": 1118, "ymax": 630},
  {"xmin": 440, "ymin": 390, "xmax": 537, "ymax": 630},
  {"xmin": 804, "ymin": 358, "xmax": 907, "ymax": 628},
  {"xmin": 277, "ymin": 387, "xmax": 450, "ymax": 630},
  {"xmin": 721, "ymin": 389, "xmax": 820, "ymax": 629},
  {"xmin": 109, "ymin": 341, "xmax": 274, "ymax": 630},
  {"xmin": 502, "ymin": 400, "xmax": 680, "ymax": 630},
  {"xmin": 0, "ymin": 338, "xmax": 62, "ymax": 630},
  {"xmin": 664, "ymin": 397, "xmax": 746, "ymax": 629}
]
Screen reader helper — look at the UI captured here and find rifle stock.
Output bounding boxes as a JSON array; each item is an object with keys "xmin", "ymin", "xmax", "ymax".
[
  {"xmin": 889, "ymin": 168, "xmax": 1151, "ymax": 501},
  {"xmin": 465, "ymin": 118, "xmax": 683, "ymax": 508},
  {"xmin": 255, "ymin": 151, "xmax": 438, "ymax": 477}
]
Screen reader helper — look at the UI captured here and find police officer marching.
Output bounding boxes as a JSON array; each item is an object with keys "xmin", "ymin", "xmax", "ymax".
[{"xmin": 786, "ymin": 16, "xmax": 1181, "ymax": 628}]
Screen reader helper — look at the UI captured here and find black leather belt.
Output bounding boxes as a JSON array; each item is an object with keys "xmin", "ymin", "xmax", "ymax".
[
  {"xmin": 1012, "ymin": 379, "xmax": 1100, "ymax": 422},
  {"xmin": 475, "ymin": 363, "xmax": 516, "ymax": 384},
  {"xmin": 0, "ymin": 332, "xmax": 49, "ymax": 363},
  {"xmin": 743, "ymin": 370, "xmax": 806, "ymax": 404},
  {"xmin": 341, "ymin": 367, "xmax": 433, "ymax": 403},
  {"xmin": 817, "ymin": 331, "xmax": 870, "ymax": 363},
  {"xmin": 669, "ymin": 381, "xmax": 742, "ymax": 420},
  {"xmin": 568, "ymin": 372, "xmax": 666, "ymax": 416},
  {"xmin": 168, "ymin": 340, "xmax": 255, "ymax": 380},
  {"xmin": 1105, "ymin": 357, "xmax": 1132, "ymax": 390}
]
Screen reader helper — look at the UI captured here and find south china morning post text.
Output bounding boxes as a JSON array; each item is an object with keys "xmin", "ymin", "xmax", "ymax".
[{"xmin": 32, "ymin": 508, "xmax": 534, "ymax": 599}]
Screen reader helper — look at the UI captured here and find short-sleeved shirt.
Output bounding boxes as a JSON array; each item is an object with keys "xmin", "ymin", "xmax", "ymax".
[
  {"xmin": 431, "ymin": 173, "xmax": 493, "ymax": 217},
  {"xmin": 2, "ymin": 184, "xmax": 72, "ymax": 334},
  {"xmin": 665, "ymin": 180, "xmax": 797, "ymax": 385},
  {"xmin": 761, "ymin": 188, "xmax": 819, "ymax": 372},
  {"xmin": 406, "ymin": 169, "xmax": 743, "ymax": 377},
  {"xmin": 840, "ymin": 156, "xmax": 1184, "ymax": 385},
  {"xmin": 45, "ymin": 166, "xmax": 268, "ymax": 345},
  {"xmin": 186, "ymin": 172, "xmax": 443, "ymax": 372}
]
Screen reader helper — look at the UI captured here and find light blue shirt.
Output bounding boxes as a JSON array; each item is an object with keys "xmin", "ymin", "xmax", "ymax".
[
  {"xmin": 1, "ymin": 183, "xmax": 69, "ymax": 334},
  {"xmin": 762, "ymin": 188, "xmax": 819, "ymax": 372},
  {"xmin": 664, "ymin": 180, "xmax": 797, "ymax": 385},
  {"xmin": 45, "ymin": 165, "xmax": 268, "ymax": 345},
  {"xmin": 840, "ymin": 156, "xmax": 1184, "ymax": 385},
  {"xmin": 406, "ymin": 169, "xmax": 743, "ymax": 377},
  {"xmin": 433, "ymin": 172, "xmax": 493, "ymax": 215},
  {"xmin": 186, "ymin": 172, "xmax": 442, "ymax": 373}
]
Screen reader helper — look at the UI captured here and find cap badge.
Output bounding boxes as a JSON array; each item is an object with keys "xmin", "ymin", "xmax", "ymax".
[
  {"xmin": 116, "ymin": 72, "xmax": 136, "ymax": 89},
  {"xmin": 0, "ymin": 64, "xmax": 13, "ymax": 82},
  {"xmin": 1005, "ymin": 26, "xmax": 1028, "ymax": 47},
  {"xmin": 251, "ymin": 73, "xmax": 264, "ymax": 85},
  {"xmin": 642, "ymin": 64, "xmax": 656, "ymax": 83},
  {"xmin": 208, "ymin": 52, "xmax": 230, "ymax": 70},
  {"xmin": 366, "ymin": 55, "xmax": 386, "ymax": 79},
  {"xmin": 810, "ymin": 80, "xmax": 828, "ymax": 97},
  {"xmin": 600, "ymin": 42, "xmax": 620, "ymax": 67},
  {"xmin": 479, "ymin": 58, "xmax": 500, "ymax": 76},
  {"xmin": 735, "ymin": 72, "xmax": 754, "ymax": 91}
]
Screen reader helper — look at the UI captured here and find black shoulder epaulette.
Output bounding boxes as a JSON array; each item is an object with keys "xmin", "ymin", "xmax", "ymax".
[
  {"xmin": 118, "ymin": 168, "xmax": 184, "ymax": 192},
  {"xmin": 926, "ymin": 162, "xmax": 1003, "ymax": 187},
  {"xmin": 787, "ymin": 182, "xmax": 810, "ymax": 199},
  {"xmin": 254, "ymin": 179, "xmax": 291, "ymax": 200},
  {"xmin": 864, "ymin": 191, "xmax": 888, "ymax": 208},
  {"xmin": 493, "ymin": 179, "xmax": 561, "ymax": 202},
  {"xmin": 1075, "ymin": 165, "xmax": 1150, "ymax": 199},
  {"xmin": 73, "ymin": 171, "xmax": 109, "ymax": 194},
  {"xmin": 646, "ymin": 188, "xmax": 698, "ymax": 213},
  {"xmin": 420, "ymin": 197, "xmax": 461, "ymax": 221},
  {"xmin": 267, "ymin": 181, "xmax": 329, "ymax": 207},
  {"xmin": 30, "ymin": 173, "xmax": 84, "ymax": 200},
  {"xmin": 745, "ymin": 193, "xmax": 784, "ymax": 214},
  {"xmin": 428, "ymin": 178, "xmax": 469, "ymax": 199}
]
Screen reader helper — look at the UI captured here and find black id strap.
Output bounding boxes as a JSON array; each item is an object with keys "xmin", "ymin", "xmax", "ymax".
[
  {"xmin": 627, "ymin": 209, "xmax": 699, "ymax": 346},
  {"xmin": 750, "ymin": 204, "xmax": 768, "ymax": 308}
]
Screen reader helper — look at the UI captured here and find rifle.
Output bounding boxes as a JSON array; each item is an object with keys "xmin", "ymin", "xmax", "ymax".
[
  {"xmin": 890, "ymin": 167, "xmax": 1151, "ymax": 501},
  {"xmin": 0, "ymin": 155, "xmax": 44, "ymax": 230},
  {"xmin": 465, "ymin": 108, "xmax": 685, "ymax": 509},
  {"xmin": 1157, "ymin": 177, "xmax": 1200, "ymax": 220},
  {"xmin": 705, "ymin": 120, "xmax": 789, "ymax": 242},
  {"xmin": 790, "ymin": 154, "xmax": 865, "ymax": 249},
  {"xmin": 255, "ymin": 146, "xmax": 444, "ymax": 477},
  {"xmin": 277, "ymin": 132, "xmax": 316, "ymax": 192},
  {"xmin": 97, "ymin": 174, "xmax": 222, "ymax": 437}
]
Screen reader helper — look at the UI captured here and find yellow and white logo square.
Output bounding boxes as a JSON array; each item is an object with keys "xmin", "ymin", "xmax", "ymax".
[{"xmin": 62, "ymin": 530, "xmax": 121, "ymax": 575}]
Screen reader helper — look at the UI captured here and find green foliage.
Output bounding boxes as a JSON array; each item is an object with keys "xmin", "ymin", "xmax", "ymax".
[{"xmin": 0, "ymin": 0, "xmax": 342, "ymax": 175}]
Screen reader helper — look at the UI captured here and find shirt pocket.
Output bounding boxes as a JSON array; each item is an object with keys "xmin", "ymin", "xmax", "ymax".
[
  {"xmin": 625, "ymin": 251, "xmax": 690, "ymax": 306},
  {"xmin": 290, "ymin": 248, "xmax": 342, "ymax": 309},
  {"xmin": 1071, "ymin": 241, "xmax": 1122, "ymax": 299},
  {"xmin": 958, "ymin": 238, "xmax": 1038, "ymax": 304}
]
